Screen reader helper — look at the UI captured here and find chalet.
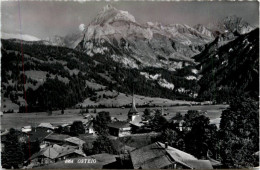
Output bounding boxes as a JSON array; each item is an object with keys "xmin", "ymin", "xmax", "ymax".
[
  {"xmin": 170, "ymin": 117, "xmax": 185, "ymax": 131},
  {"xmin": 44, "ymin": 134, "xmax": 85, "ymax": 148},
  {"xmin": 83, "ymin": 121, "xmax": 95, "ymax": 134},
  {"xmin": 29, "ymin": 146, "xmax": 60, "ymax": 165},
  {"xmin": 130, "ymin": 142, "xmax": 214, "ymax": 169},
  {"xmin": 107, "ymin": 121, "xmax": 131, "ymax": 137},
  {"xmin": 28, "ymin": 144, "xmax": 85, "ymax": 167}
]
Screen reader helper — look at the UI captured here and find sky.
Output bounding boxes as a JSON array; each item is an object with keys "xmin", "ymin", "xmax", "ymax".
[{"xmin": 1, "ymin": 1, "xmax": 259, "ymax": 39}]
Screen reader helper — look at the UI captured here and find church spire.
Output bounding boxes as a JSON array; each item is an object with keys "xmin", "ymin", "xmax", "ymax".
[
  {"xmin": 129, "ymin": 93, "xmax": 138, "ymax": 114},
  {"xmin": 132, "ymin": 94, "xmax": 136, "ymax": 108},
  {"xmin": 128, "ymin": 85, "xmax": 138, "ymax": 118}
]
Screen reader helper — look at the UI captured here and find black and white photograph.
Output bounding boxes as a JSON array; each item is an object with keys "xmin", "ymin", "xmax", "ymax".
[{"xmin": 0, "ymin": 0, "xmax": 259, "ymax": 169}]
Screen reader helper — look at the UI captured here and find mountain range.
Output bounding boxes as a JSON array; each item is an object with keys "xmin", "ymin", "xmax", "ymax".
[
  {"xmin": 76, "ymin": 5, "xmax": 253, "ymax": 70},
  {"xmin": 3, "ymin": 5, "xmax": 254, "ymax": 71}
]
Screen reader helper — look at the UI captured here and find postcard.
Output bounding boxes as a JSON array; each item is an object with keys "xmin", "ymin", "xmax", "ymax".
[{"xmin": 1, "ymin": 0, "xmax": 259, "ymax": 169}]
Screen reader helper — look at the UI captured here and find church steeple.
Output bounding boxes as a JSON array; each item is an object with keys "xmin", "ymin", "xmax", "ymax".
[
  {"xmin": 128, "ymin": 85, "xmax": 138, "ymax": 120},
  {"xmin": 128, "ymin": 94, "xmax": 138, "ymax": 115}
]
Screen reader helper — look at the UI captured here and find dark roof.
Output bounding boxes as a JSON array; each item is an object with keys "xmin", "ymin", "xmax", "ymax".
[
  {"xmin": 30, "ymin": 147, "xmax": 59, "ymax": 160},
  {"xmin": 64, "ymin": 137, "xmax": 85, "ymax": 146},
  {"xmin": 29, "ymin": 144, "xmax": 83, "ymax": 161},
  {"xmin": 107, "ymin": 121, "xmax": 130, "ymax": 129},
  {"xmin": 130, "ymin": 142, "xmax": 213, "ymax": 169},
  {"xmin": 56, "ymin": 148, "xmax": 85, "ymax": 158},
  {"xmin": 44, "ymin": 134, "xmax": 71, "ymax": 142},
  {"xmin": 85, "ymin": 121, "xmax": 93, "ymax": 129},
  {"xmin": 27, "ymin": 129, "xmax": 52, "ymax": 142},
  {"xmin": 130, "ymin": 142, "xmax": 173, "ymax": 169},
  {"xmin": 128, "ymin": 106, "xmax": 138, "ymax": 115}
]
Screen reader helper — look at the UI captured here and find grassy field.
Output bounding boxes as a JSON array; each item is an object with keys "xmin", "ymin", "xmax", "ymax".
[
  {"xmin": 78, "ymin": 90, "xmax": 201, "ymax": 108},
  {"xmin": 0, "ymin": 105, "xmax": 228, "ymax": 130}
]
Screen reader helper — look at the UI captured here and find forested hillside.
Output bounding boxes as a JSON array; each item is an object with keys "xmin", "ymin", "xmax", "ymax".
[
  {"xmin": 194, "ymin": 28, "xmax": 259, "ymax": 103},
  {"xmin": 1, "ymin": 39, "xmax": 199, "ymax": 112}
]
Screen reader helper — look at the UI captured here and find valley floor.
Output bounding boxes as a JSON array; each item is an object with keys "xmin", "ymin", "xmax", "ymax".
[{"xmin": 1, "ymin": 104, "xmax": 228, "ymax": 130}]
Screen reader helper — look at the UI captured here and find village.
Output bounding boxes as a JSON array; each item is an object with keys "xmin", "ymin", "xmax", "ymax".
[{"xmin": 1, "ymin": 94, "xmax": 224, "ymax": 169}]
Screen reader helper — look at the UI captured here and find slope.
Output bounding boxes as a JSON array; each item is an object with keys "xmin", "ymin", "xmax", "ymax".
[{"xmin": 194, "ymin": 28, "xmax": 259, "ymax": 102}]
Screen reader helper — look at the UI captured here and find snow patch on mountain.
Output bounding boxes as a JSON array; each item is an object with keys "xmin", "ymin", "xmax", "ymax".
[
  {"xmin": 185, "ymin": 76, "xmax": 197, "ymax": 80},
  {"xmin": 140, "ymin": 72, "xmax": 174, "ymax": 90},
  {"xmin": 191, "ymin": 69, "xmax": 199, "ymax": 74},
  {"xmin": 158, "ymin": 79, "xmax": 174, "ymax": 90},
  {"xmin": 140, "ymin": 72, "xmax": 161, "ymax": 80}
]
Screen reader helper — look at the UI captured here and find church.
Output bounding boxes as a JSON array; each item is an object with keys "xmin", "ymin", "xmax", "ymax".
[{"xmin": 128, "ymin": 94, "xmax": 145, "ymax": 133}]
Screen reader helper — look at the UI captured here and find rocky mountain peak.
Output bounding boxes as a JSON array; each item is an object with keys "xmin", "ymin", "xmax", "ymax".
[
  {"xmin": 193, "ymin": 24, "xmax": 214, "ymax": 38},
  {"xmin": 208, "ymin": 15, "xmax": 254, "ymax": 35},
  {"xmin": 90, "ymin": 4, "xmax": 136, "ymax": 25}
]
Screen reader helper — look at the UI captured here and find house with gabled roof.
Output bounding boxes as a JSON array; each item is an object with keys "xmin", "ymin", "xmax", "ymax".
[
  {"xmin": 107, "ymin": 121, "xmax": 131, "ymax": 137},
  {"xmin": 130, "ymin": 142, "xmax": 214, "ymax": 169},
  {"xmin": 28, "ymin": 144, "xmax": 85, "ymax": 167}
]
